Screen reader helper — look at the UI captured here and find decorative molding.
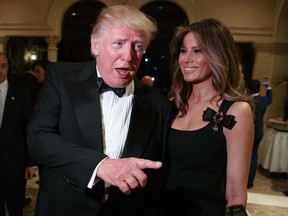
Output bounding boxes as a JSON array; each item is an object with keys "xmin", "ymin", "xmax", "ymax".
[
  {"xmin": 230, "ymin": 27, "xmax": 273, "ymax": 37},
  {"xmin": 0, "ymin": 23, "xmax": 52, "ymax": 31},
  {"xmin": 0, "ymin": 24, "xmax": 53, "ymax": 36}
]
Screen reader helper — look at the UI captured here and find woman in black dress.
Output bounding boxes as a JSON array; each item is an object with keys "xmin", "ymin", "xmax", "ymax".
[{"xmin": 160, "ymin": 19, "xmax": 254, "ymax": 216}]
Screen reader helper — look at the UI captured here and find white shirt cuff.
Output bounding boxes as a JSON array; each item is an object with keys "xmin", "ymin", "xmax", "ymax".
[{"xmin": 87, "ymin": 157, "xmax": 109, "ymax": 189}]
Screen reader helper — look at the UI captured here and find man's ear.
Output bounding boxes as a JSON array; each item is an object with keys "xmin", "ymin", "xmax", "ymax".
[{"xmin": 90, "ymin": 36, "xmax": 99, "ymax": 56}]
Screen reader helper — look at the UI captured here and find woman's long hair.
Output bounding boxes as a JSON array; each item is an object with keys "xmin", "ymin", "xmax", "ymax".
[{"xmin": 169, "ymin": 18, "xmax": 253, "ymax": 116}]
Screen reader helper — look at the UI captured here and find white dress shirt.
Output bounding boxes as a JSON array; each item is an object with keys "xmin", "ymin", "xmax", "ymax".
[
  {"xmin": 100, "ymin": 84, "xmax": 134, "ymax": 158},
  {"xmin": 87, "ymin": 69, "xmax": 134, "ymax": 188}
]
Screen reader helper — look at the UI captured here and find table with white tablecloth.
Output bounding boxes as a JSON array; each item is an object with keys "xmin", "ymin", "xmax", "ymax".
[{"xmin": 258, "ymin": 126, "xmax": 288, "ymax": 173}]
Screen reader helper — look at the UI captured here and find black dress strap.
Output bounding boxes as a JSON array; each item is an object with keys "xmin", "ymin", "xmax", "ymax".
[{"xmin": 219, "ymin": 99, "xmax": 234, "ymax": 114}]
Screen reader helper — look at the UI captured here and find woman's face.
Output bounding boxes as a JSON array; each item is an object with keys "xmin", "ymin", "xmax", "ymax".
[{"xmin": 178, "ymin": 32, "xmax": 211, "ymax": 84}]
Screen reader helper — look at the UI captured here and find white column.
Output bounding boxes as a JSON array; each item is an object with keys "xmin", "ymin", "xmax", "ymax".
[{"xmin": 45, "ymin": 36, "xmax": 61, "ymax": 62}]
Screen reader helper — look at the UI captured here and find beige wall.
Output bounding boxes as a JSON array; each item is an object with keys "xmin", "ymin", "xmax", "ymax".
[{"xmin": 0, "ymin": 0, "xmax": 287, "ymax": 121}]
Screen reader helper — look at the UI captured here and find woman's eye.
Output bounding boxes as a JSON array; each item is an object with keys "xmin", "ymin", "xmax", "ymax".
[
  {"xmin": 180, "ymin": 48, "xmax": 187, "ymax": 53},
  {"xmin": 194, "ymin": 49, "xmax": 202, "ymax": 53}
]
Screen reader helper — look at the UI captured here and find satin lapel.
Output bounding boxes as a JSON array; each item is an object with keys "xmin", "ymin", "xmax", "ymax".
[
  {"xmin": 121, "ymin": 89, "xmax": 158, "ymax": 158},
  {"xmin": 68, "ymin": 64, "xmax": 103, "ymax": 152}
]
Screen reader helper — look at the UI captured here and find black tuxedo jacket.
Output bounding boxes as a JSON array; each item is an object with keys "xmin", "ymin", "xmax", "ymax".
[
  {"xmin": 27, "ymin": 60, "xmax": 172, "ymax": 216},
  {"xmin": 0, "ymin": 82, "xmax": 34, "ymax": 180}
]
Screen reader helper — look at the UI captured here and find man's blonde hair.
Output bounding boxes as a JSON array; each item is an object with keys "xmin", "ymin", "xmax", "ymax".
[{"xmin": 91, "ymin": 5, "xmax": 157, "ymax": 50}]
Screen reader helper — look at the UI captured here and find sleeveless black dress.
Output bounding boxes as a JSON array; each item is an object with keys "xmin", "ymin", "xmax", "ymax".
[{"xmin": 162, "ymin": 100, "xmax": 236, "ymax": 216}]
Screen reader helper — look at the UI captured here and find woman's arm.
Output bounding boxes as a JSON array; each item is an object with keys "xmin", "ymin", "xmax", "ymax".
[{"xmin": 224, "ymin": 101, "xmax": 254, "ymax": 207}]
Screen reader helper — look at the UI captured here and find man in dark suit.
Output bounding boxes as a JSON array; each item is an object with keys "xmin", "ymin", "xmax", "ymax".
[
  {"xmin": 247, "ymin": 79, "xmax": 272, "ymax": 188},
  {"xmin": 248, "ymin": 79, "xmax": 272, "ymax": 117},
  {"xmin": 0, "ymin": 52, "xmax": 37, "ymax": 216},
  {"xmin": 27, "ymin": 5, "xmax": 172, "ymax": 216}
]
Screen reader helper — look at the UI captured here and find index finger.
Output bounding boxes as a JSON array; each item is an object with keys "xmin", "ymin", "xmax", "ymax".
[{"xmin": 136, "ymin": 159, "xmax": 162, "ymax": 170}]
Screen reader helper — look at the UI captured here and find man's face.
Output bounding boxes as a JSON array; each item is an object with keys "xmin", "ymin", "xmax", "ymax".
[
  {"xmin": 0, "ymin": 54, "xmax": 8, "ymax": 83},
  {"xmin": 91, "ymin": 26, "xmax": 146, "ymax": 88},
  {"xmin": 34, "ymin": 65, "xmax": 45, "ymax": 83}
]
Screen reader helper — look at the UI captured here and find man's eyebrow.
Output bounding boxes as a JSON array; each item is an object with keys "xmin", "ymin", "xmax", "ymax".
[
  {"xmin": 112, "ymin": 37, "xmax": 127, "ymax": 41},
  {"xmin": 133, "ymin": 38, "xmax": 145, "ymax": 45}
]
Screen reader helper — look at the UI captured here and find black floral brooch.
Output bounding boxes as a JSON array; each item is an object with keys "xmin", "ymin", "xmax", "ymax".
[{"xmin": 202, "ymin": 107, "xmax": 236, "ymax": 132}]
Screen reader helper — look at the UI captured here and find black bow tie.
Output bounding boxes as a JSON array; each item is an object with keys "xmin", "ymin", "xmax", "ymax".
[{"xmin": 97, "ymin": 77, "xmax": 126, "ymax": 97}]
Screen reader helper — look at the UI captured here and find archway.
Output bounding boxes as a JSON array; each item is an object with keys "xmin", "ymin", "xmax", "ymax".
[
  {"xmin": 57, "ymin": 0, "xmax": 106, "ymax": 62},
  {"xmin": 139, "ymin": 1, "xmax": 188, "ymax": 96}
]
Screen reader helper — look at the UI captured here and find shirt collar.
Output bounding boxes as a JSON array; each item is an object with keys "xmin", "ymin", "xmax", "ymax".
[{"xmin": 252, "ymin": 93, "xmax": 260, "ymax": 97}]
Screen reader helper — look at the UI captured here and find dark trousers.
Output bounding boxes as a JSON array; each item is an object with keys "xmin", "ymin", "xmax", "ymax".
[
  {"xmin": 0, "ymin": 178, "xmax": 25, "ymax": 216},
  {"xmin": 248, "ymin": 135, "xmax": 263, "ymax": 187}
]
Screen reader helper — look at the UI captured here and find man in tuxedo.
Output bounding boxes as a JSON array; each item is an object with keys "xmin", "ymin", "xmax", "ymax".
[
  {"xmin": 0, "ymin": 52, "xmax": 37, "ymax": 216},
  {"xmin": 27, "ymin": 5, "xmax": 172, "ymax": 216}
]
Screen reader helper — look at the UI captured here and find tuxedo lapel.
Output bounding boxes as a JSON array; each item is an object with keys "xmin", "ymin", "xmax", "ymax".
[
  {"xmin": 121, "ymin": 82, "xmax": 158, "ymax": 158},
  {"xmin": 121, "ymin": 99, "xmax": 158, "ymax": 158},
  {"xmin": 68, "ymin": 62, "xmax": 103, "ymax": 152}
]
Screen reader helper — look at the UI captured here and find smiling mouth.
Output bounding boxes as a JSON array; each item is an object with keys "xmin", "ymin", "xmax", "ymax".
[{"xmin": 184, "ymin": 67, "xmax": 197, "ymax": 71}]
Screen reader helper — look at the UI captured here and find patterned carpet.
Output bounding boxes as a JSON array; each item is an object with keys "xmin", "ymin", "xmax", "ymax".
[{"xmin": 246, "ymin": 167, "xmax": 288, "ymax": 216}]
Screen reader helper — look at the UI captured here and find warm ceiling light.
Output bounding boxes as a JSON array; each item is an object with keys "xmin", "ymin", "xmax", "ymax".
[{"xmin": 30, "ymin": 51, "xmax": 37, "ymax": 61}]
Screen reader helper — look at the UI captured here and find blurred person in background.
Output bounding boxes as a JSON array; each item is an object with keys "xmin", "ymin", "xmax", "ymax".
[
  {"xmin": 0, "ymin": 52, "xmax": 37, "ymax": 216},
  {"xmin": 33, "ymin": 60, "xmax": 49, "ymax": 86},
  {"xmin": 246, "ymin": 79, "xmax": 272, "ymax": 188},
  {"xmin": 140, "ymin": 75, "xmax": 154, "ymax": 87}
]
